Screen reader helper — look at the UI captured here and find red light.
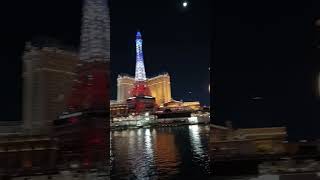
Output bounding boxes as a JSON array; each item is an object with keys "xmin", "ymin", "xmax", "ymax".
[
  {"xmin": 90, "ymin": 138, "xmax": 101, "ymax": 144},
  {"xmin": 67, "ymin": 62, "xmax": 109, "ymax": 111},
  {"xmin": 83, "ymin": 159, "xmax": 90, "ymax": 167},
  {"xmin": 69, "ymin": 117, "xmax": 78, "ymax": 124}
]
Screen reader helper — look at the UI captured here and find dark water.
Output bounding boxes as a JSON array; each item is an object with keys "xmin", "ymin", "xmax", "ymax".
[{"xmin": 110, "ymin": 125, "xmax": 211, "ymax": 179}]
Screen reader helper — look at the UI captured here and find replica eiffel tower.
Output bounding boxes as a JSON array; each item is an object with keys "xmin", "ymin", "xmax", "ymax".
[{"xmin": 127, "ymin": 31, "xmax": 156, "ymax": 113}]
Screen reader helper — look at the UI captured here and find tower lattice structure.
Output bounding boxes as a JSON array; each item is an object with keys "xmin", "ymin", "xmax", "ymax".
[
  {"xmin": 135, "ymin": 31, "xmax": 147, "ymax": 82},
  {"xmin": 128, "ymin": 31, "xmax": 156, "ymax": 113},
  {"xmin": 130, "ymin": 31, "xmax": 151, "ymax": 97}
]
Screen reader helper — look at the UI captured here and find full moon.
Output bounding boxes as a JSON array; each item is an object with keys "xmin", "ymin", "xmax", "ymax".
[{"xmin": 182, "ymin": 1, "xmax": 188, "ymax": 7}]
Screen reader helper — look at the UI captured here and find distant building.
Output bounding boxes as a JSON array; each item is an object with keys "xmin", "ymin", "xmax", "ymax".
[
  {"xmin": 117, "ymin": 73, "xmax": 172, "ymax": 106},
  {"xmin": 163, "ymin": 100, "xmax": 201, "ymax": 111},
  {"xmin": 22, "ymin": 43, "xmax": 78, "ymax": 134},
  {"xmin": 117, "ymin": 75, "xmax": 135, "ymax": 103},
  {"xmin": 116, "ymin": 73, "xmax": 200, "ymax": 114},
  {"xmin": 110, "ymin": 100, "xmax": 128, "ymax": 118},
  {"xmin": 210, "ymin": 125, "xmax": 287, "ymax": 155},
  {"xmin": 148, "ymin": 73, "xmax": 172, "ymax": 105}
]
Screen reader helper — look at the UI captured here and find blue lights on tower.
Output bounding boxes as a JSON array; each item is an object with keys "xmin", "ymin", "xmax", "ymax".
[{"xmin": 135, "ymin": 31, "xmax": 147, "ymax": 81}]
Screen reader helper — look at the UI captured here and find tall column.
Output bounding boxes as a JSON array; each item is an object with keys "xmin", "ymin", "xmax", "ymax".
[{"xmin": 80, "ymin": 0, "xmax": 110, "ymax": 62}]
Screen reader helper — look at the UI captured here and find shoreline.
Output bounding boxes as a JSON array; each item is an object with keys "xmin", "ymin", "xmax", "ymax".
[{"xmin": 111, "ymin": 121, "xmax": 209, "ymax": 131}]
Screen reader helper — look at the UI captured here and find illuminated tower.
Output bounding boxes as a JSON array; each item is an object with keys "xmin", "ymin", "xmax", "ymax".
[
  {"xmin": 130, "ymin": 31, "xmax": 152, "ymax": 97},
  {"xmin": 127, "ymin": 31, "xmax": 155, "ymax": 113},
  {"xmin": 135, "ymin": 31, "xmax": 147, "ymax": 81}
]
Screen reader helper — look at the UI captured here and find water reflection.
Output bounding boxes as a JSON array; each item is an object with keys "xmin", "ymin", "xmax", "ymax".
[
  {"xmin": 189, "ymin": 125, "xmax": 204, "ymax": 156},
  {"xmin": 111, "ymin": 125, "xmax": 211, "ymax": 179},
  {"xmin": 189, "ymin": 125, "xmax": 211, "ymax": 173},
  {"xmin": 154, "ymin": 128, "xmax": 180, "ymax": 178},
  {"xmin": 145, "ymin": 129, "xmax": 153, "ymax": 157}
]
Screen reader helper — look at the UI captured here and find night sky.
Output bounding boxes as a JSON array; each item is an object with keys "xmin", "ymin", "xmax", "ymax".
[
  {"xmin": 0, "ymin": 0, "xmax": 210, "ymax": 121},
  {"xmin": 110, "ymin": 0, "xmax": 210, "ymax": 105},
  {"xmin": 1, "ymin": 0, "xmax": 320, "ymax": 139},
  {"xmin": 212, "ymin": 0, "xmax": 320, "ymax": 139},
  {"xmin": 0, "ymin": 0, "xmax": 82, "ymax": 121}
]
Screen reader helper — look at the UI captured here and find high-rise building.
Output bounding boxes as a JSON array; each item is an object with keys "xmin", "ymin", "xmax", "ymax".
[
  {"xmin": 22, "ymin": 43, "xmax": 78, "ymax": 134},
  {"xmin": 116, "ymin": 73, "xmax": 172, "ymax": 106},
  {"xmin": 117, "ymin": 74, "xmax": 135, "ymax": 102},
  {"xmin": 148, "ymin": 73, "xmax": 172, "ymax": 105}
]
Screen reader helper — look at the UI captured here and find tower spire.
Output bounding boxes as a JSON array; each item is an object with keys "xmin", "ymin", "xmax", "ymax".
[
  {"xmin": 127, "ymin": 31, "xmax": 156, "ymax": 113},
  {"xmin": 135, "ymin": 31, "xmax": 147, "ymax": 81}
]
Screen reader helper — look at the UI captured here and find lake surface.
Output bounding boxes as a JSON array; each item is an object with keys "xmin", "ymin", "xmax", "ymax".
[
  {"xmin": 109, "ymin": 124, "xmax": 320, "ymax": 180},
  {"xmin": 110, "ymin": 125, "xmax": 211, "ymax": 179}
]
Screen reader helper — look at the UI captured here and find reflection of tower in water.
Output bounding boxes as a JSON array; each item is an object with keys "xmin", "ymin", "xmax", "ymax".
[
  {"xmin": 188, "ymin": 125, "xmax": 211, "ymax": 174},
  {"xmin": 189, "ymin": 125, "xmax": 204, "ymax": 156},
  {"xmin": 111, "ymin": 129, "xmax": 157, "ymax": 179},
  {"xmin": 110, "ymin": 126, "xmax": 211, "ymax": 178}
]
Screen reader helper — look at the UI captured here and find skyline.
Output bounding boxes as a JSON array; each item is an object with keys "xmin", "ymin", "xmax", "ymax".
[
  {"xmin": 0, "ymin": 0, "xmax": 211, "ymax": 121},
  {"xmin": 0, "ymin": 0, "xmax": 82, "ymax": 121},
  {"xmin": 1, "ymin": 0, "xmax": 319, "ymax": 139},
  {"xmin": 2, "ymin": 1, "xmax": 320, "ymax": 179},
  {"xmin": 111, "ymin": 30, "xmax": 210, "ymax": 105},
  {"xmin": 110, "ymin": 0, "xmax": 210, "ymax": 106}
]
